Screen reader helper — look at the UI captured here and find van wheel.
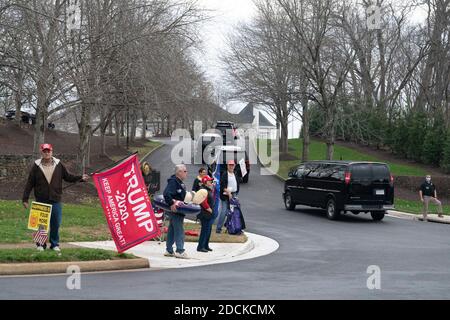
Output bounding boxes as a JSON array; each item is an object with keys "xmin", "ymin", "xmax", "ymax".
[
  {"xmin": 284, "ymin": 192, "xmax": 296, "ymax": 211},
  {"xmin": 371, "ymin": 211, "xmax": 385, "ymax": 221},
  {"xmin": 326, "ymin": 199, "xmax": 340, "ymax": 220}
]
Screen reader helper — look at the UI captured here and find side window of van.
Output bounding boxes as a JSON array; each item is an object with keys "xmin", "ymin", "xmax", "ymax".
[
  {"xmin": 306, "ymin": 163, "xmax": 321, "ymax": 178},
  {"xmin": 330, "ymin": 165, "xmax": 346, "ymax": 181},
  {"xmin": 296, "ymin": 165, "xmax": 305, "ymax": 178}
]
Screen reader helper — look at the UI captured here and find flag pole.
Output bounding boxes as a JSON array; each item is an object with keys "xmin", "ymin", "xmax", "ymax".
[{"xmin": 63, "ymin": 151, "xmax": 139, "ymax": 190}]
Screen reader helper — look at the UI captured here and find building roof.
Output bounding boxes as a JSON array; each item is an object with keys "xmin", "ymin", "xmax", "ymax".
[{"xmin": 238, "ymin": 103, "xmax": 275, "ymax": 127}]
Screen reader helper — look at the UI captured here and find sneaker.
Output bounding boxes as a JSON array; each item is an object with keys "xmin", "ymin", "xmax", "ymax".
[
  {"xmin": 52, "ymin": 246, "xmax": 61, "ymax": 252},
  {"xmin": 36, "ymin": 246, "xmax": 44, "ymax": 252},
  {"xmin": 175, "ymin": 251, "xmax": 189, "ymax": 259},
  {"xmin": 164, "ymin": 251, "xmax": 175, "ymax": 257},
  {"xmin": 197, "ymin": 248, "xmax": 208, "ymax": 253},
  {"xmin": 206, "ymin": 247, "xmax": 213, "ymax": 252}
]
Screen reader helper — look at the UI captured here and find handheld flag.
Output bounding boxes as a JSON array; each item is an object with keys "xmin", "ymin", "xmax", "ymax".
[{"xmin": 92, "ymin": 154, "xmax": 160, "ymax": 253}]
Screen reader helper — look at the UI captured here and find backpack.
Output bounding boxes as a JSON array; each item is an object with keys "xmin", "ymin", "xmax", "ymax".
[{"xmin": 225, "ymin": 197, "xmax": 245, "ymax": 235}]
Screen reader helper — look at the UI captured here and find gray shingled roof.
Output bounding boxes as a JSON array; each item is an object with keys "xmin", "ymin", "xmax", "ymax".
[{"xmin": 238, "ymin": 103, "xmax": 275, "ymax": 127}]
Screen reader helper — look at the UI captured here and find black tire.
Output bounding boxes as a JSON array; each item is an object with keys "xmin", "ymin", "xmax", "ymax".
[
  {"xmin": 326, "ymin": 198, "xmax": 340, "ymax": 220},
  {"xmin": 284, "ymin": 192, "xmax": 296, "ymax": 211},
  {"xmin": 371, "ymin": 211, "xmax": 385, "ymax": 221}
]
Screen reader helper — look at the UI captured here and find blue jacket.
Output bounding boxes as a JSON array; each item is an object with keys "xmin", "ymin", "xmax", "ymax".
[{"xmin": 163, "ymin": 175, "xmax": 187, "ymax": 213}]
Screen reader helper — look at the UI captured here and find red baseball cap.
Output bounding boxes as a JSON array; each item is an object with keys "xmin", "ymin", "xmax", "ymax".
[
  {"xmin": 40, "ymin": 143, "xmax": 53, "ymax": 151},
  {"xmin": 201, "ymin": 175, "xmax": 214, "ymax": 184}
]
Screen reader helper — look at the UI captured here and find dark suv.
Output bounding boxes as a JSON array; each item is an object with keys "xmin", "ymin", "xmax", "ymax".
[
  {"xmin": 215, "ymin": 121, "xmax": 238, "ymax": 145},
  {"xmin": 283, "ymin": 161, "xmax": 394, "ymax": 221}
]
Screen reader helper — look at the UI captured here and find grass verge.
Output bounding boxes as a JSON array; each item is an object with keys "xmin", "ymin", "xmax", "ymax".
[
  {"xmin": 393, "ymin": 198, "xmax": 450, "ymax": 215},
  {"xmin": 0, "ymin": 248, "xmax": 135, "ymax": 264},
  {"xmin": 0, "ymin": 200, "xmax": 111, "ymax": 244},
  {"xmin": 157, "ymin": 222, "xmax": 248, "ymax": 244}
]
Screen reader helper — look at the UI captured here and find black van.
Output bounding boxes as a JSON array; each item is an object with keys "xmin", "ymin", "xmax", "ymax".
[{"xmin": 283, "ymin": 161, "xmax": 394, "ymax": 221}]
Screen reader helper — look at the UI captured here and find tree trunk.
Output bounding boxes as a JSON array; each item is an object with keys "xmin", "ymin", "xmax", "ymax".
[
  {"xmin": 141, "ymin": 110, "xmax": 147, "ymax": 140},
  {"xmin": 301, "ymin": 102, "xmax": 310, "ymax": 162},
  {"xmin": 114, "ymin": 115, "xmax": 121, "ymax": 147}
]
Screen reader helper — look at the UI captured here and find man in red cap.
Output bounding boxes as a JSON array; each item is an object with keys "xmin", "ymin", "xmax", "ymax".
[
  {"xmin": 216, "ymin": 159, "xmax": 240, "ymax": 233},
  {"xmin": 197, "ymin": 175, "xmax": 215, "ymax": 252},
  {"xmin": 23, "ymin": 143, "xmax": 89, "ymax": 252}
]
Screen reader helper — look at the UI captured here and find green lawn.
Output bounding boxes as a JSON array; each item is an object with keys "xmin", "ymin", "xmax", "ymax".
[
  {"xmin": 259, "ymin": 138, "xmax": 427, "ymax": 178},
  {"xmin": 111, "ymin": 139, "xmax": 163, "ymax": 162},
  {"xmin": 0, "ymin": 200, "xmax": 111, "ymax": 244},
  {"xmin": 0, "ymin": 248, "xmax": 135, "ymax": 264},
  {"xmin": 0, "ymin": 200, "xmax": 247, "ymax": 244},
  {"xmin": 394, "ymin": 198, "xmax": 450, "ymax": 215}
]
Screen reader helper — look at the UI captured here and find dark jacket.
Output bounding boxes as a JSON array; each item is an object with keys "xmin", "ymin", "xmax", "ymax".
[
  {"xmin": 192, "ymin": 177, "xmax": 202, "ymax": 192},
  {"xmin": 163, "ymin": 174, "xmax": 187, "ymax": 215},
  {"xmin": 420, "ymin": 182, "xmax": 436, "ymax": 197},
  {"xmin": 197, "ymin": 186, "xmax": 215, "ymax": 220},
  {"xmin": 22, "ymin": 158, "xmax": 82, "ymax": 203},
  {"xmin": 219, "ymin": 170, "xmax": 240, "ymax": 202}
]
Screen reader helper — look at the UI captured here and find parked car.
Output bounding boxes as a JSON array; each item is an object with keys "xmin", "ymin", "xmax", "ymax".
[
  {"xmin": 215, "ymin": 121, "xmax": 238, "ymax": 145},
  {"xmin": 283, "ymin": 161, "xmax": 394, "ymax": 221},
  {"xmin": 5, "ymin": 110, "xmax": 54, "ymax": 128},
  {"xmin": 208, "ymin": 145, "xmax": 250, "ymax": 183},
  {"xmin": 5, "ymin": 110, "xmax": 35, "ymax": 124}
]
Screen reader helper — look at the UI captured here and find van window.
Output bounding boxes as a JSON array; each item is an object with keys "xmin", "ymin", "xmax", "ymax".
[
  {"xmin": 305, "ymin": 163, "xmax": 320, "ymax": 178},
  {"xmin": 372, "ymin": 164, "xmax": 390, "ymax": 182},
  {"xmin": 330, "ymin": 165, "xmax": 346, "ymax": 181},
  {"xmin": 351, "ymin": 164, "xmax": 390, "ymax": 182},
  {"xmin": 296, "ymin": 165, "xmax": 305, "ymax": 177}
]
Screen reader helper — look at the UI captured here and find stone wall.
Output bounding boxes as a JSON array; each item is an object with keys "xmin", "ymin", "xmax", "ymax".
[
  {"xmin": 0, "ymin": 155, "xmax": 78, "ymax": 180},
  {"xmin": 395, "ymin": 175, "xmax": 450, "ymax": 198}
]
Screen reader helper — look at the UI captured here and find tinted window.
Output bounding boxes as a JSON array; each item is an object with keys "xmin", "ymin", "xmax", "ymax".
[
  {"xmin": 351, "ymin": 164, "xmax": 390, "ymax": 182},
  {"xmin": 296, "ymin": 165, "xmax": 305, "ymax": 177},
  {"xmin": 330, "ymin": 165, "xmax": 346, "ymax": 181},
  {"xmin": 305, "ymin": 163, "xmax": 320, "ymax": 178},
  {"xmin": 372, "ymin": 164, "xmax": 390, "ymax": 182}
]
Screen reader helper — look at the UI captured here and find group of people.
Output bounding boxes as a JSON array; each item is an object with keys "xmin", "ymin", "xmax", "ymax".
[
  {"xmin": 21, "ymin": 143, "xmax": 446, "ymax": 254},
  {"xmin": 162, "ymin": 160, "xmax": 243, "ymax": 259}
]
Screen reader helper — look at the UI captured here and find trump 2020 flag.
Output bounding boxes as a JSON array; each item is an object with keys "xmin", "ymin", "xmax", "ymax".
[{"xmin": 93, "ymin": 154, "xmax": 160, "ymax": 253}]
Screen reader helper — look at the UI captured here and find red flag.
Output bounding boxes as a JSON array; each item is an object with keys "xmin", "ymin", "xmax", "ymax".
[{"xmin": 93, "ymin": 154, "xmax": 160, "ymax": 253}]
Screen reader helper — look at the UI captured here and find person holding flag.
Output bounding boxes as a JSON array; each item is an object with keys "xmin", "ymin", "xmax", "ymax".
[{"xmin": 22, "ymin": 143, "xmax": 89, "ymax": 251}]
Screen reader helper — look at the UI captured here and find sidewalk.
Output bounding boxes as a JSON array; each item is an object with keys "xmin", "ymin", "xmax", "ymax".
[
  {"xmin": 388, "ymin": 211, "xmax": 450, "ymax": 224},
  {"xmin": 71, "ymin": 231, "xmax": 279, "ymax": 269}
]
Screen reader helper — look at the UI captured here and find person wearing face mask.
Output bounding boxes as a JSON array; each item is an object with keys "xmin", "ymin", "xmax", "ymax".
[{"xmin": 419, "ymin": 175, "xmax": 444, "ymax": 221}]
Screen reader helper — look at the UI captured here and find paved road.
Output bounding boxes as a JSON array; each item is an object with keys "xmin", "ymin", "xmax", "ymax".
[{"xmin": 1, "ymin": 139, "xmax": 450, "ymax": 299}]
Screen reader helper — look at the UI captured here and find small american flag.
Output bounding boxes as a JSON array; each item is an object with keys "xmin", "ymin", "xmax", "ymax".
[{"xmin": 33, "ymin": 226, "xmax": 48, "ymax": 246}]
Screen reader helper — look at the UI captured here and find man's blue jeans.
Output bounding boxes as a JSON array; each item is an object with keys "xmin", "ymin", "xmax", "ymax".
[
  {"xmin": 216, "ymin": 199, "xmax": 229, "ymax": 233},
  {"xmin": 166, "ymin": 212, "xmax": 185, "ymax": 254},
  {"xmin": 36, "ymin": 201, "xmax": 62, "ymax": 249}
]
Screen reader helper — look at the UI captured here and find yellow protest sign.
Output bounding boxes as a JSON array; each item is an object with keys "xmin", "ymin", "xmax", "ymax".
[{"xmin": 27, "ymin": 202, "xmax": 52, "ymax": 232}]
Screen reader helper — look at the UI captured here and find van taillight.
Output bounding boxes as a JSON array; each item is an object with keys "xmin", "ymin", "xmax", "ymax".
[
  {"xmin": 345, "ymin": 172, "xmax": 351, "ymax": 184},
  {"xmin": 390, "ymin": 175, "xmax": 394, "ymax": 186}
]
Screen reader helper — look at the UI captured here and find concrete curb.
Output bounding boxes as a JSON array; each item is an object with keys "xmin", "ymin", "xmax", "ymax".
[{"xmin": 0, "ymin": 258, "xmax": 150, "ymax": 276}]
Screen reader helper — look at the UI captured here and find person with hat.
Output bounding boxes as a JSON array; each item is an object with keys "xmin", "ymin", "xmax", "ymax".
[
  {"xmin": 419, "ymin": 175, "xmax": 444, "ymax": 221},
  {"xmin": 22, "ymin": 143, "xmax": 89, "ymax": 251},
  {"xmin": 216, "ymin": 159, "xmax": 240, "ymax": 234},
  {"xmin": 197, "ymin": 175, "xmax": 216, "ymax": 252}
]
